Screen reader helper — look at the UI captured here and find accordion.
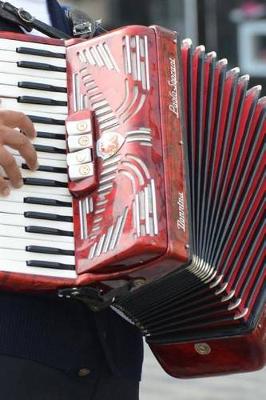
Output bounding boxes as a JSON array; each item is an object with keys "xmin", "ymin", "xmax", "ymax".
[{"xmin": 0, "ymin": 26, "xmax": 265, "ymax": 378}]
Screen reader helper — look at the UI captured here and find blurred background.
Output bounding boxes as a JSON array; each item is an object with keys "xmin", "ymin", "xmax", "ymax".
[
  {"xmin": 62, "ymin": 0, "xmax": 265, "ymax": 399},
  {"xmin": 61, "ymin": 0, "xmax": 266, "ymax": 94}
]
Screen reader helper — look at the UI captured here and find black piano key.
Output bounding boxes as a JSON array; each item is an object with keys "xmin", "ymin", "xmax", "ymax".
[
  {"xmin": 22, "ymin": 163, "xmax": 67, "ymax": 174},
  {"xmin": 25, "ymin": 226, "xmax": 73, "ymax": 237},
  {"xmin": 16, "ymin": 47, "xmax": 66, "ymax": 59},
  {"xmin": 26, "ymin": 260, "xmax": 75, "ymax": 270},
  {"xmin": 28, "ymin": 115, "xmax": 65, "ymax": 125},
  {"xmin": 18, "ymin": 81, "xmax": 67, "ymax": 93},
  {"xmin": 24, "ymin": 211, "xmax": 72, "ymax": 222},
  {"xmin": 36, "ymin": 165, "xmax": 67, "ymax": 173},
  {"xmin": 24, "ymin": 197, "xmax": 71, "ymax": 207},
  {"xmin": 18, "ymin": 96, "xmax": 67, "ymax": 107},
  {"xmin": 34, "ymin": 144, "xmax": 66, "ymax": 154},
  {"xmin": 17, "ymin": 61, "xmax": 66, "ymax": 73},
  {"xmin": 26, "ymin": 245, "xmax": 74, "ymax": 256},
  {"xmin": 23, "ymin": 178, "xmax": 67, "ymax": 187},
  {"xmin": 37, "ymin": 131, "xmax": 65, "ymax": 140}
]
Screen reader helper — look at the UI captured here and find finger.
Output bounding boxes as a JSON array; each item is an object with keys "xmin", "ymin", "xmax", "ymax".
[
  {"xmin": 0, "ymin": 146, "xmax": 23, "ymax": 188},
  {"xmin": 0, "ymin": 127, "xmax": 38, "ymax": 170},
  {"xmin": 0, "ymin": 176, "xmax": 10, "ymax": 197},
  {"xmin": 0, "ymin": 110, "xmax": 36, "ymax": 139}
]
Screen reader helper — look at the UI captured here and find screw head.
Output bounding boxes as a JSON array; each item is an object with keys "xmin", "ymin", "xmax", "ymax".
[{"xmin": 194, "ymin": 343, "xmax": 211, "ymax": 355}]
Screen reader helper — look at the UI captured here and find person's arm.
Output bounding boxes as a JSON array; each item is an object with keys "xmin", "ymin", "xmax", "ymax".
[{"xmin": 0, "ymin": 110, "xmax": 38, "ymax": 196}]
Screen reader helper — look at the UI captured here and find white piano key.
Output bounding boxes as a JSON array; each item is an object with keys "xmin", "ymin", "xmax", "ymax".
[
  {"xmin": 23, "ymin": 169, "xmax": 68, "ymax": 183},
  {"xmin": 22, "ymin": 109, "xmax": 67, "ymax": 120},
  {"xmin": 0, "ymin": 38, "xmax": 66, "ymax": 54},
  {"xmin": 0, "ymin": 200, "xmax": 72, "ymax": 216},
  {"xmin": 0, "ymin": 225, "xmax": 73, "ymax": 243},
  {"xmin": 0, "ymin": 73, "xmax": 66, "ymax": 89},
  {"xmin": 23, "ymin": 112, "xmax": 67, "ymax": 130},
  {"xmin": 34, "ymin": 124, "xmax": 66, "ymax": 135},
  {"xmin": 4, "ymin": 127, "xmax": 66, "ymax": 145},
  {"xmin": 0, "ymin": 50, "xmax": 66, "ymax": 68},
  {"xmin": 36, "ymin": 151, "xmax": 66, "ymax": 162},
  {"xmin": 0, "ymin": 166, "xmax": 68, "ymax": 183},
  {"xmin": 0, "ymin": 249, "xmax": 75, "ymax": 265},
  {"xmin": 0, "ymin": 190, "xmax": 71, "ymax": 205},
  {"xmin": 0, "ymin": 236, "xmax": 74, "ymax": 251},
  {"xmin": 69, "ymin": 163, "xmax": 94, "ymax": 181},
  {"xmin": 34, "ymin": 137, "xmax": 66, "ymax": 150},
  {"xmin": 16, "ymin": 184, "xmax": 70, "ymax": 196},
  {"xmin": 8, "ymin": 147, "xmax": 67, "ymax": 162},
  {"xmin": 0, "ymin": 214, "xmax": 73, "ymax": 231},
  {"xmin": 0, "ymin": 260, "xmax": 77, "ymax": 279},
  {"xmin": 25, "ymin": 169, "xmax": 68, "ymax": 182},
  {"xmin": 36, "ymin": 151, "xmax": 66, "ymax": 161},
  {"xmin": 0, "ymin": 61, "xmax": 66, "ymax": 80},
  {"xmin": 0, "ymin": 98, "xmax": 68, "ymax": 115},
  {"xmin": 67, "ymin": 148, "xmax": 92, "ymax": 166},
  {"xmin": 68, "ymin": 134, "xmax": 93, "ymax": 152},
  {"xmin": 0, "ymin": 159, "xmax": 67, "ymax": 179},
  {"xmin": 0, "ymin": 84, "xmax": 67, "ymax": 102},
  {"xmin": 12, "ymin": 154, "xmax": 67, "ymax": 170}
]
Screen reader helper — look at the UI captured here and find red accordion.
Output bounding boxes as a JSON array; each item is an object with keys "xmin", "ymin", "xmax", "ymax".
[{"xmin": 0, "ymin": 25, "xmax": 265, "ymax": 378}]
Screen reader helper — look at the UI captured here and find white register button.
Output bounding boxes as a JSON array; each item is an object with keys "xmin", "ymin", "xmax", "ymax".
[
  {"xmin": 68, "ymin": 162, "xmax": 94, "ymax": 181},
  {"xmin": 66, "ymin": 118, "xmax": 92, "ymax": 136},
  {"xmin": 67, "ymin": 148, "xmax": 92, "ymax": 166},
  {"xmin": 68, "ymin": 134, "xmax": 93, "ymax": 152}
]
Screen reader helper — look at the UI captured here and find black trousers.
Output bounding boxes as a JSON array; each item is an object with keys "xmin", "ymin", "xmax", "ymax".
[{"xmin": 0, "ymin": 355, "xmax": 139, "ymax": 400}]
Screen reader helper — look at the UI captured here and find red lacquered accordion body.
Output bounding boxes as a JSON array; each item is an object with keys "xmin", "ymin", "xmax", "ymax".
[{"xmin": 0, "ymin": 26, "xmax": 264, "ymax": 378}]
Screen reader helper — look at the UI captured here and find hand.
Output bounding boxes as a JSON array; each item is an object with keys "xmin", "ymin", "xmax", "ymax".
[{"xmin": 0, "ymin": 110, "xmax": 38, "ymax": 196}]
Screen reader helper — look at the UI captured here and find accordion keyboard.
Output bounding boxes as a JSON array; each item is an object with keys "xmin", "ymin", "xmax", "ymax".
[{"xmin": 0, "ymin": 38, "xmax": 77, "ymax": 279}]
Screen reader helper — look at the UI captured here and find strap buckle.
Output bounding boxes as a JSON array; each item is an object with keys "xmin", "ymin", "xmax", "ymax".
[
  {"xmin": 17, "ymin": 7, "xmax": 34, "ymax": 23},
  {"xmin": 0, "ymin": 1, "xmax": 71, "ymax": 39}
]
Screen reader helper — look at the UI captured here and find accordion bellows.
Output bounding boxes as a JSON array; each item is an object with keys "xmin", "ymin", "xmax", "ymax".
[
  {"xmin": 117, "ymin": 34, "xmax": 265, "ymax": 377},
  {"xmin": 0, "ymin": 26, "xmax": 264, "ymax": 378}
]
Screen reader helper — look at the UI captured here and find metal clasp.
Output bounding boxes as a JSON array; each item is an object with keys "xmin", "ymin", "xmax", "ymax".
[{"xmin": 17, "ymin": 7, "xmax": 34, "ymax": 23}]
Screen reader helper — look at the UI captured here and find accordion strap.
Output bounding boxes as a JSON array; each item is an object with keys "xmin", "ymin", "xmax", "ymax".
[
  {"xmin": 0, "ymin": 1, "xmax": 71, "ymax": 39},
  {"xmin": 58, "ymin": 283, "xmax": 133, "ymax": 312}
]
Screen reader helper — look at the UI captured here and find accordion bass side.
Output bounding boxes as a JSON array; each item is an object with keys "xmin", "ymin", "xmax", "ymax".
[{"xmin": 0, "ymin": 26, "xmax": 265, "ymax": 378}]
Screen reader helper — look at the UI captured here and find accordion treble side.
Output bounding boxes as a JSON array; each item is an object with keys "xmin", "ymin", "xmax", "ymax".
[{"xmin": 0, "ymin": 26, "xmax": 264, "ymax": 378}]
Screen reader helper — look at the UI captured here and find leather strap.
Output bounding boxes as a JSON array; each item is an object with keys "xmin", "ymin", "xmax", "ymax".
[{"xmin": 0, "ymin": 1, "xmax": 71, "ymax": 39}]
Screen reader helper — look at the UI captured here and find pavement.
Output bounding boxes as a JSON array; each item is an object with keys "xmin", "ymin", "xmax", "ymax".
[{"xmin": 140, "ymin": 344, "xmax": 266, "ymax": 400}]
